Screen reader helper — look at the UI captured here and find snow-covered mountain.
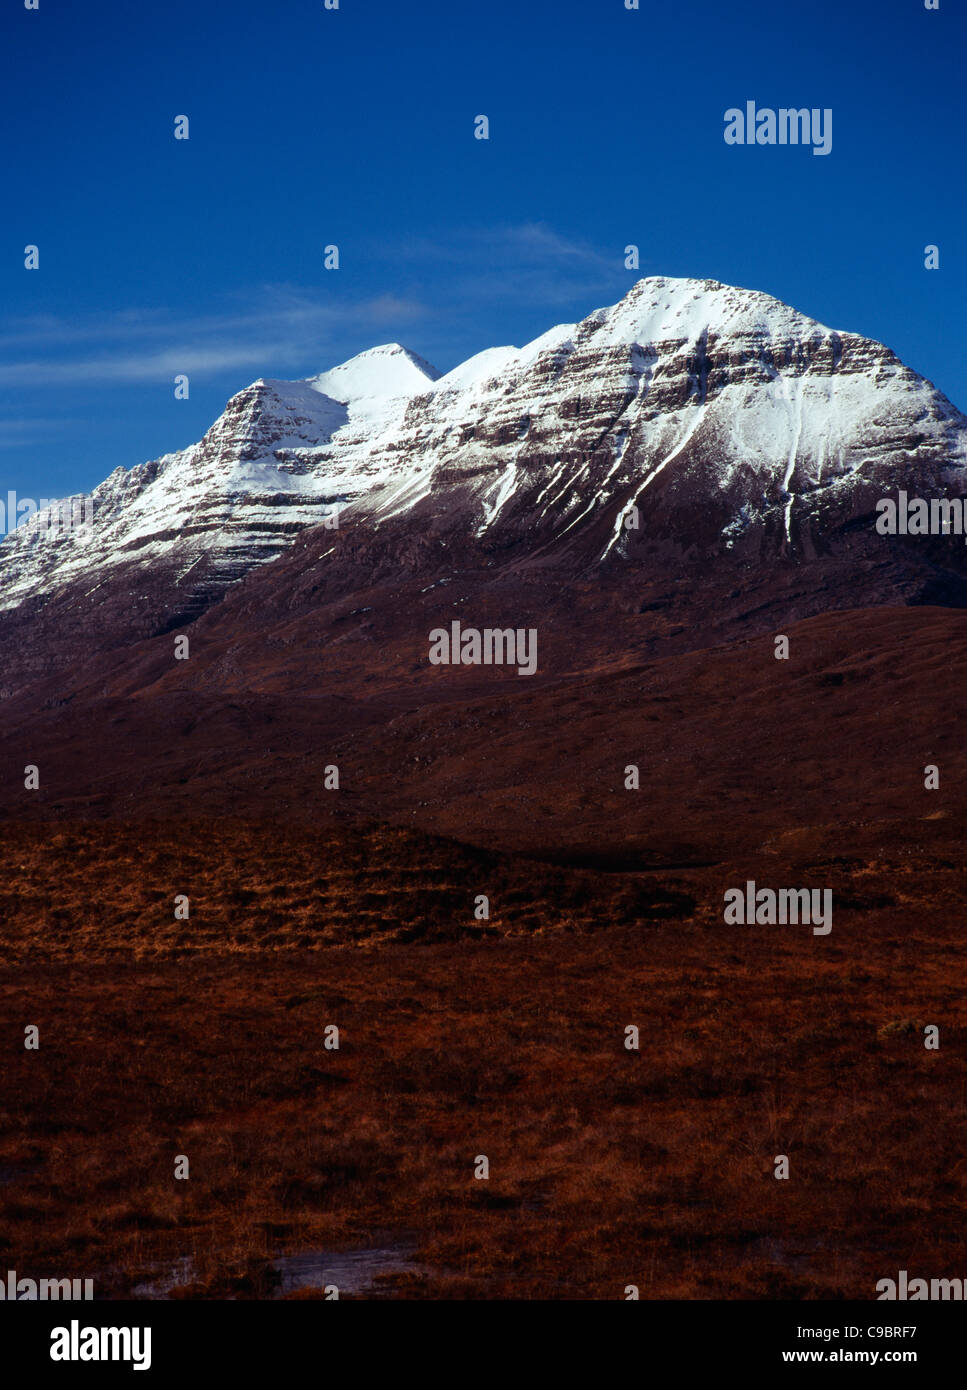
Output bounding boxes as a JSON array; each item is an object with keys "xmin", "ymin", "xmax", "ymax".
[
  {"xmin": 3, "ymin": 277, "xmax": 966, "ymax": 615},
  {"xmin": 0, "ymin": 342, "xmax": 440, "ymax": 614},
  {"xmin": 351, "ymin": 276, "xmax": 967, "ymax": 560}
]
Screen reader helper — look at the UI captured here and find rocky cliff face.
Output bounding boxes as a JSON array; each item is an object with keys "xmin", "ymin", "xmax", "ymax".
[
  {"xmin": 352, "ymin": 277, "xmax": 967, "ymax": 567},
  {"xmin": 0, "ymin": 344, "xmax": 439, "ymax": 617}
]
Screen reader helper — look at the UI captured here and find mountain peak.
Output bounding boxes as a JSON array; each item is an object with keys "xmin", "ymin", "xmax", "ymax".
[
  {"xmin": 593, "ymin": 274, "xmax": 836, "ymax": 347},
  {"xmin": 2, "ymin": 276, "xmax": 965, "ymax": 622},
  {"xmin": 306, "ymin": 343, "xmax": 440, "ymax": 404}
]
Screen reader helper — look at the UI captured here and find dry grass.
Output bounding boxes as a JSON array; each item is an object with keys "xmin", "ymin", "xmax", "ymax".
[
  {"xmin": 1, "ymin": 819, "xmax": 966, "ymax": 1298},
  {"xmin": 0, "ymin": 819, "xmax": 693, "ymax": 961}
]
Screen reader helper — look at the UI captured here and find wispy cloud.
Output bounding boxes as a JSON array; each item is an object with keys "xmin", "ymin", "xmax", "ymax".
[
  {"xmin": 0, "ymin": 225, "xmax": 631, "ymax": 392},
  {"xmin": 0, "ymin": 288, "xmax": 432, "ymax": 387},
  {"xmin": 397, "ymin": 222, "xmax": 616, "ymax": 272},
  {"xmin": 0, "ymin": 346, "xmax": 278, "ymax": 387},
  {"xmin": 0, "ymin": 417, "xmax": 88, "ymax": 449},
  {"xmin": 392, "ymin": 222, "xmax": 626, "ymax": 309}
]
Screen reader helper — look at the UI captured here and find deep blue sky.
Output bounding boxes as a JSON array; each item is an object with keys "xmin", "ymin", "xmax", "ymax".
[{"xmin": 1, "ymin": 0, "xmax": 963, "ymax": 502}]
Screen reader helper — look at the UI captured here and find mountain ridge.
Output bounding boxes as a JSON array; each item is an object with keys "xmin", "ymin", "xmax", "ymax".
[
  {"xmin": 2, "ymin": 275, "xmax": 967, "ymax": 723},
  {"xmin": 4, "ymin": 274, "xmax": 966, "ymax": 620}
]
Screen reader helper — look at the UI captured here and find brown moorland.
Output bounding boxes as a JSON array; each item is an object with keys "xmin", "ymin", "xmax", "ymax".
[{"xmin": 1, "ymin": 815, "xmax": 966, "ymax": 1299}]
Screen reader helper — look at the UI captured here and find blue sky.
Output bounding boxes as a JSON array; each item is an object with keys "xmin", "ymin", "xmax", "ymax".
[{"xmin": 1, "ymin": 0, "xmax": 964, "ymax": 502}]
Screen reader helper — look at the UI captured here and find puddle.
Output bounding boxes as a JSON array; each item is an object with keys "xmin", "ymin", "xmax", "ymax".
[
  {"xmin": 268, "ymin": 1243, "xmax": 424, "ymax": 1298},
  {"xmin": 124, "ymin": 1242, "xmax": 424, "ymax": 1299},
  {"xmin": 130, "ymin": 1256, "xmax": 198, "ymax": 1299}
]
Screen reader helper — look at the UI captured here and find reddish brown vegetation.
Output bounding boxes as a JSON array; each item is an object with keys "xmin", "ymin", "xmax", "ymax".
[{"xmin": 2, "ymin": 818, "xmax": 966, "ymax": 1299}]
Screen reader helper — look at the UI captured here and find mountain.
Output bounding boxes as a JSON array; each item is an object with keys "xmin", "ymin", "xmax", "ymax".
[
  {"xmin": 342, "ymin": 275, "xmax": 967, "ymax": 567},
  {"xmin": 3, "ymin": 274, "xmax": 967, "ymax": 819},
  {"xmin": 0, "ymin": 342, "xmax": 440, "ymax": 623},
  {"xmin": 4, "ymin": 276, "xmax": 966, "ymax": 628}
]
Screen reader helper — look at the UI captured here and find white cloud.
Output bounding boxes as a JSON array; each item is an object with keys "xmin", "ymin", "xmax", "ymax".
[
  {"xmin": 0, "ymin": 288, "xmax": 432, "ymax": 387},
  {"xmin": 0, "ymin": 225, "xmax": 631, "ymax": 392}
]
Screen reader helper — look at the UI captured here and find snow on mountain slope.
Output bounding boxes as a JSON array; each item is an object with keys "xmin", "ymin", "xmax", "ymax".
[
  {"xmin": 355, "ymin": 277, "xmax": 967, "ymax": 556},
  {"xmin": 306, "ymin": 342, "xmax": 439, "ymax": 411},
  {"xmin": 0, "ymin": 348, "xmax": 439, "ymax": 612},
  {"xmin": 2, "ymin": 277, "xmax": 966, "ymax": 615}
]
